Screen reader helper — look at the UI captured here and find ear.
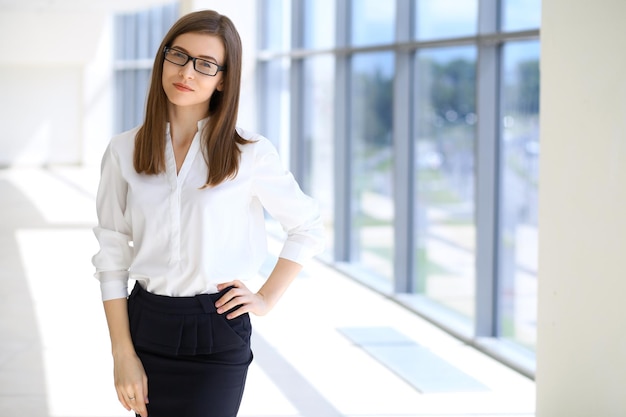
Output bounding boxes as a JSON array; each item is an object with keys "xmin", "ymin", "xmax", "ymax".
[{"xmin": 217, "ymin": 78, "xmax": 224, "ymax": 92}]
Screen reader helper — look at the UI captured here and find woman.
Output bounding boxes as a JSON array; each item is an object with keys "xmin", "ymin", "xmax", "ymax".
[{"xmin": 92, "ymin": 10, "xmax": 324, "ymax": 417}]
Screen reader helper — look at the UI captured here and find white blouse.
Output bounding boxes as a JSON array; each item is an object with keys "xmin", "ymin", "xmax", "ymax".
[{"xmin": 92, "ymin": 119, "xmax": 325, "ymax": 301}]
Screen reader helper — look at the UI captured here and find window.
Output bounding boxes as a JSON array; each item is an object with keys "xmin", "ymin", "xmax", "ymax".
[
  {"xmin": 498, "ymin": 40, "xmax": 540, "ymax": 349},
  {"xmin": 258, "ymin": 58, "xmax": 291, "ymax": 151},
  {"xmin": 351, "ymin": 0, "xmax": 395, "ymax": 46},
  {"xmin": 415, "ymin": 0, "xmax": 478, "ymax": 40},
  {"xmin": 257, "ymin": 0, "xmax": 542, "ymax": 375},
  {"xmin": 303, "ymin": 0, "xmax": 336, "ymax": 49},
  {"xmin": 113, "ymin": 3, "xmax": 178, "ymax": 133},
  {"xmin": 303, "ymin": 55, "xmax": 336, "ymax": 255},
  {"xmin": 414, "ymin": 46, "xmax": 477, "ymax": 319},
  {"xmin": 261, "ymin": 0, "xmax": 291, "ymax": 51},
  {"xmin": 350, "ymin": 52, "xmax": 395, "ymax": 281},
  {"xmin": 258, "ymin": 0, "xmax": 291, "ymax": 152},
  {"xmin": 502, "ymin": 0, "xmax": 542, "ymax": 31}
]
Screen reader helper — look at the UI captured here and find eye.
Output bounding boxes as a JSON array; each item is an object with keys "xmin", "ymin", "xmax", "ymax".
[
  {"xmin": 198, "ymin": 60, "xmax": 215, "ymax": 69},
  {"xmin": 172, "ymin": 50, "xmax": 187, "ymax": 59}
]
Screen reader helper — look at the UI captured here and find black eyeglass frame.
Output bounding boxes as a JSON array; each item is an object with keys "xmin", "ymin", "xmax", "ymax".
[{"xmin": 163, "ymin": 46, "xmax": 226, "ymax": 76}]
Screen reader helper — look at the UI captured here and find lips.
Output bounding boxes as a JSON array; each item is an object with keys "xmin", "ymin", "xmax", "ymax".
[{"xmin": 173, "ymin": 83, "xmax": 194, "ymax": 92}]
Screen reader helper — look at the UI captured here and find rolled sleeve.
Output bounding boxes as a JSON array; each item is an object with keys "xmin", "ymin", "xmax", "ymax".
[
  {"xmin": 91, "ymin": 141, "xmax": 133, "ymax": 300},
  {"xmin": 97, "ymin": 270, "xmax": 131, "ymax": 301},
  {"xmin": 252, "ymin": 138, "xmax": 325, "ymax": 265}
]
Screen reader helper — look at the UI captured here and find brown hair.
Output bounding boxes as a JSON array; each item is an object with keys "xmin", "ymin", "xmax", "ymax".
[{"xmin": 133, "ymin": 10, "xmax": 250, "ymax": 187}]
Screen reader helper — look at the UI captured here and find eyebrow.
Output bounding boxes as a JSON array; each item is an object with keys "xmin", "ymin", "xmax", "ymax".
[{"xmin": 171, "ymin": 45, "xmax": 219, "ymax": 62}]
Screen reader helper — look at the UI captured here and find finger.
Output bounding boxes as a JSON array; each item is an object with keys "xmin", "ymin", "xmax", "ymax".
[
  {"xmin": 224, "ymin": 304, "xmax": 250, "ymax": 319},
  {"xmin": 216, "ymin": 291, "xmax": 251, "ymax": 313},
  {"xmin": 131, "ymin": 388, "xmax": 148, "ymax": 417},
  {"xmin": 223, "ymin": 294, "xmax": 256, "ymax": 318},
  {"xmin": 127, "ymin": 392, "xmax": 138, "ymax": 406},
  {"xmin": 135, "ymin": 401, "xmax": 148, "ymax": 417},
  {"xmin": 216, "ymin": 279, "xmax": 245, "ymax": 292},
  {"xmin": 214, "ymin": 289, "xmax": 236, "ymax": 309},
  {"xmin": 217, "ymin": 297, "xmax": 244, "ymax": 315},
  {"xmin": 215, "ymin": 286, "xmax": 248, "ymax": 309},
  {"xmin": 115, "ymin": 389, "xmax": 131, "ymax": 411},
  {"xmin": 120, "ymin": 382, "xmax": 145, "ymax": 410},
  {"xmin": 216, "ymin": 280, "xmax": 236, "ymax": 292}
]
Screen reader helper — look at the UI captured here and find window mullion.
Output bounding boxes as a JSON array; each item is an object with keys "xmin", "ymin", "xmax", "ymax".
[{"xmin": 475, "ymin": 0, "xmax": 500, "ymax": 337}]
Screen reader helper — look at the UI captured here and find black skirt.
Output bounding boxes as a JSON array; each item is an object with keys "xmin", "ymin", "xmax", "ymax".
[{"xmin": 128, "ymin": 282, "xmax": 253, "ymax": 417}]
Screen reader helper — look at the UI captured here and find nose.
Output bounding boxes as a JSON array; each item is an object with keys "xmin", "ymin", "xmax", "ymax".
[{"xmin": 179, "ymin": 60, "xmax": 195, "ymax": 78}]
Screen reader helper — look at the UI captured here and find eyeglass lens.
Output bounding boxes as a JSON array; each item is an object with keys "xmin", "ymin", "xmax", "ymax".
[{"xmin": 165, "ymin": 49, "xmax": 219, "ymax": 76}]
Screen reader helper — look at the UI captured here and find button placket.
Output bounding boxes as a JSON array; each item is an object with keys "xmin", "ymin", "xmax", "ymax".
[
  {"xmin": 165, "ymin": 127, "xmax": 202, "ymax": 266},
  {"xmin": 165, "ymin": 129, "xmax": 182, "ymax": 265}
]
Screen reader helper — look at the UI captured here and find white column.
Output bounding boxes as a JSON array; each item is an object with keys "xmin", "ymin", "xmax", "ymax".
[{"xmin": 536, "ymin": 0, "xmax": 626, "ymax": 415}]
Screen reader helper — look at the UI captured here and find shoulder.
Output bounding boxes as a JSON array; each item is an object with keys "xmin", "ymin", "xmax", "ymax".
[
  {"xmin": 104, "ymin": 125, "xmax": 141, "ymax": 163},
  {"xmin": 109, "ymin": 125, "xmax": 141, "ymax": 151},
  {"xmin": 236, "ymin": 127, "xmax": 279, "ymax": 159}
]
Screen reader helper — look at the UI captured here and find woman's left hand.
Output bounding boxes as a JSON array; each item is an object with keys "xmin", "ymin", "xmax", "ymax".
[
  {"xmin": 215, "ymin": 280, "xmax": 270, "ymax": 319},
  {"xmin": 216, "ymin": 258, "xmax": 303, "ymax": 319}
]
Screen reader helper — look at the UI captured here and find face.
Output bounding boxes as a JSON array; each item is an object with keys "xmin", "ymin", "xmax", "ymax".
[{"xmin": 162, "ymin": 32, "xmax": 225, "ymax": 115}]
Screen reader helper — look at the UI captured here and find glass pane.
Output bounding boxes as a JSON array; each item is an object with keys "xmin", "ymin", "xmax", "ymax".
[
  {"xmin": 498, "ymin": 41, "xmax": 540, "ymax": 349},
  {"xmin": 262, "ymin": 0, "xmax": 291, "ymax": 50},
  {"xmin": 502, "ymin": 0, "xmax": 542, "ymax": 32},
  {"xmin": 134, "ymin": 69, "xmax": 150, "ymax": 125},
  {"xmin": 415, "ymin": 0, "xmax": 478, "ymax": 40},
  {"xmin": 147, "ymin": 3, "xmax": 178, "ymax": 57},
  {"xmin": 122, "ymin": 14, "xmax": 136, "ymax": 60},
  {"xmin": 113, "ymin": 3, "xmax": 177, "ymax": 134},
  {"xmin": 148, "ymin": 7, "xmax": 164, "ymax": 56},
  {"xmin": 303, "ymin": 0, "xmax": 336, "ymax": 49},
  {"xmin": 303, "ymin": 55, "xmax": 336, "ymax": 255},
  {"xmin": 350, "ymin": 52, "xmax": 395, "ymax": 280},
  {"xmin": 351, "ymin": 0, "xmax": 395, "ymax": 46},
  {"xmin": 114, "ymin": 70, "xmax": 127, "ymax": 133},
  {"xmin": 259, "ymin": 58, "xmax": 291, "ymax": 151},
  {"xmin": 414, "ymin": 47, "xmax": 477, "ymax": 319},
  {"xmin": 136, "ymin": 10, "xmax": 151, "ymax": 59}
]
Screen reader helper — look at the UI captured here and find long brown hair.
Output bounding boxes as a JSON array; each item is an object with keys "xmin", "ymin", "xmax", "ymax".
[{"xmin": 133, "ymin": 10, "xmax": 250, "ymax": 187}]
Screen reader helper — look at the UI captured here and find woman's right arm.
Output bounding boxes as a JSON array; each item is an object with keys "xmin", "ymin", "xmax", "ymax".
[
  {"xmin": 103, "ymin": 298, "xmax": 149, "ymax": 417},
  {"xmin": 92, "ymin": 139, "xmax": 147, "ymax": 415}
]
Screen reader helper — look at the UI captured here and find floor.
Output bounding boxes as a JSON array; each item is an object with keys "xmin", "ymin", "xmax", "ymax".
[{"xmin": 0, "ymin": 166, "xmax": 536, "ymax": 417}]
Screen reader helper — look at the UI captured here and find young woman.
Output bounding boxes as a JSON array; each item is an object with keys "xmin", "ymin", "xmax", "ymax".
[{"xmin": 92, "ymin": 10, "xmax": 324, "ymax": 417}]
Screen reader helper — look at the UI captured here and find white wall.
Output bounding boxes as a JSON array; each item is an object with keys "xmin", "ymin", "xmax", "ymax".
[
  {"xmin": 82, "ymin": 16, "xmax": 116, "ymax": 166},
  {"xmin": 536, "ymin": 0, "xmax": 626, "ymax": 415},
  {"xmin": 0, "ymin": 66, "xmax": 81, "ymax": 165},
  {"xmin": 0, "ymin": 11, "xmax": 114, "ymax": 166}
]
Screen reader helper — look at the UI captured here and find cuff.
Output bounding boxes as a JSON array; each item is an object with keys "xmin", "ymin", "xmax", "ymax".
[{"xmin": 95, "ymin": 270, "xmax": 129, "ymax": 301}]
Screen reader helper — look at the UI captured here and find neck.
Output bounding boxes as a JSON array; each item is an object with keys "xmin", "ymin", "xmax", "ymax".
[{"xmin": 167, "ymin": 106, "xmax": 208, "ymax": 146}]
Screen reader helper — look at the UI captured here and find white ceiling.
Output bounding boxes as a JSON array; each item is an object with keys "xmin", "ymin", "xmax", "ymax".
[{"xmin": 0, "ymin": 0, "xmax": 173, "ymax": 12}]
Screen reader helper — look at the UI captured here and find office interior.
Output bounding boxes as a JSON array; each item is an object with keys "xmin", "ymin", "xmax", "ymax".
[{"xmin": 0, "ymin": 0, "xmax": 625, "ymax": 416}]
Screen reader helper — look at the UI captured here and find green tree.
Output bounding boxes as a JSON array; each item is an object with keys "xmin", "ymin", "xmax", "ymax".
[
  {"xmin": 353, "ymin": 69, "xmax": 393, "ymax": 147},
  {"xmin": 431, "ymin": 58, "xmax": 476, "ymax": 121},
  {"xmin": 517, "ymin": 59, "xmax": 540, "ymax": 114}
]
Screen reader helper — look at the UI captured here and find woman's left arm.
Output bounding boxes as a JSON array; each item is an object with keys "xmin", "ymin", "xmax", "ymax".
[
  {"xmin": 215, "ymin": 257, "xmax": 302, "ymax": 319},
  {"xmin": 214, "ymin": 137, "xmax": 325, "ymax": 319}
]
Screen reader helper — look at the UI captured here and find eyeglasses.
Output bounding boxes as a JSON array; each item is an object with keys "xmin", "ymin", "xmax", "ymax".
[{"xmin": 163, "ymin": 46, "xmax": 226, "ymax": 77}]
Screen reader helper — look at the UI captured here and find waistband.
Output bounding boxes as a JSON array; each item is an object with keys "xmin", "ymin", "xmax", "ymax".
[{"xmin": 129, "ymin": 281, "xmax": 232, "ymax": 315}]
